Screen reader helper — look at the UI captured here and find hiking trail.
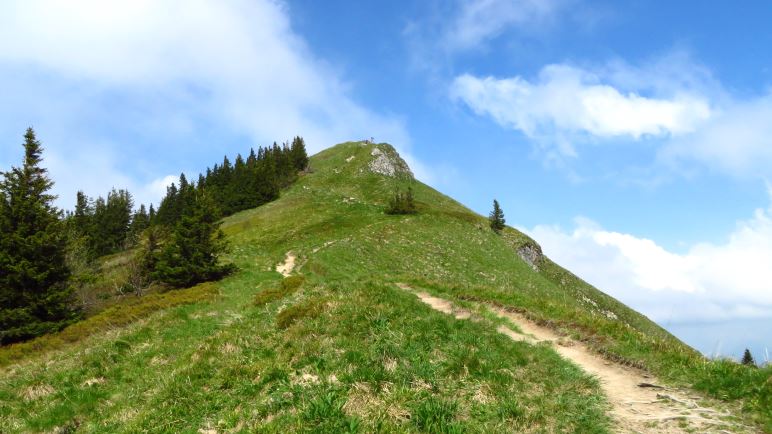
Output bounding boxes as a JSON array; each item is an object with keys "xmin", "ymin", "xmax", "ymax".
[{"xmin": 396, "ymin": 283, "xmax": 749, "ymax": 434}]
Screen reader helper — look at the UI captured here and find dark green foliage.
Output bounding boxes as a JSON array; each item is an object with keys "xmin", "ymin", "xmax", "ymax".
[
  {"xmin": 150, "ymin": 189, "xmax": 235, "ymax": 288},
  {"xmin": 0, "ymin": 128, "xmax": 77, "ymax": 344},
  {"xmin": 385, "ymin": 186, "xmax": 417, "ymax": 215},
  {"xmin": 742, "ymin": 349, "xmax": 756, "ymax": 367},
  {"xmin": 67, "ymin": 188, "xmax": 136, "ymax": 257},
  {"xmin": 71, "ymin": 190, "xmax": 91, "ymax": 236},
  {"xmin": 154, "ymin": 138, "xmax": 307, "ymax": 221},
  {"xmin": 155, "ymin": 182, "xmax": 182, "ymax": 227},
  {"xmin": 290, "ymin": 136, "xmax": 309, "ymax": 171},
  {"xmin": 91, "ymin": 189, "xmax": 133, "ymax": 255},
  {"xmin": 128, "ymin": 204, "xmax": 150, "ymax": 242},
  {"xmin": 489, "ymin": 199, "xmax": 505, "ymax": 234}
]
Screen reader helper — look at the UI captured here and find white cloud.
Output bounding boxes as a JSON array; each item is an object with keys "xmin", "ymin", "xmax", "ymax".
[
  {"xmin": 451, "ymin": 54, "xmax": 772, "ymax": 180},
  {"xmin": 450, "ymin": 64, "xmax": 712, "ymax": 141},
  {"xmin": 660, "ymin": 95, "xmax": 772, "ymax": 178},
  {"xmin": 526, "ymin": 199, "xmax": 772, "ymax": 323},
  {"xmin": 0, "ymin": 0, "xmax": 414, "ymax": 207},
  {"xmin": 444, "ymin": 0, "xmax": 562, "ymax": 52}
]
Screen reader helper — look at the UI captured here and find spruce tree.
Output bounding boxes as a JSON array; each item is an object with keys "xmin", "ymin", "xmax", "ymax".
[
  {"xmin": 155, "ymin": 182, "xmax": 179, "ymax": 227},
  {"xmin": 0, "ymin": 128, "xmax": 76, "ymax": 344},
  {"xmin": 151, "ymin": 190, "xmax": 234, "ymax": 288},
  {"xmin": 741, "ymin": 349, "xmax": 756, "ymax": 367},
  {"xmin": 290, "ymin": 136, "xmax": 309, "ymax": 171},
  {"xmin": 128, "ymin": 204, "xmax": 150, "ymax": 244},
  {"xmin": 489, "ymin": 199, "xmax": 506, "ymax": 234},
  {"xmin": 72, "ymin": 190, "xmax": 93, "ymax": 234},
  {"xmin": 148, "ymin": 203, "xmax": 156, "ymax": 224},
  {"xmin": 90, "ymin": 189, "xmax": 133, "ymax": 256}
]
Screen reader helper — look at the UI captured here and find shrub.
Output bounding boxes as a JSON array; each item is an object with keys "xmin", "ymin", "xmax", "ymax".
[
  {"xmin": 385, "ymin": 187, "xmax": 417, "ymax": 215},
  {"xmin": 0, "ymin": 282, "xmax": 218, "ymax": 366}
]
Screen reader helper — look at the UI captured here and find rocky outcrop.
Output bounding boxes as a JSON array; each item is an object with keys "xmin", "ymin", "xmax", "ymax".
[
  {"xmin": 517, "ymin": 242, "xmax": 543, "ymax": 271},
  {"xmin": 368, "ymin": 145, "xmax": 413, "ymax": 178}
]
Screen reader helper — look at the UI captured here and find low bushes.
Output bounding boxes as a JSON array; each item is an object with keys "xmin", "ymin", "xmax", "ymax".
[{"xmin": 0, "ymin": 282, "xmax": 219, "ymax": 367}]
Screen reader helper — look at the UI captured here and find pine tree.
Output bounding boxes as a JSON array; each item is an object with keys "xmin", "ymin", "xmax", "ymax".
[
  {"xmin": 741, "ymin": 349, "xmax": 756, "ymax": 367},
  {"xmin": 148, "ymin": 203, "xmax": 156, "ymax": 224},
  {"xmin": 0, "ymin": 128, "xmax": 77, "ymax": 344},
  {"xmin": 151, "ymin": 190, "xmax": 234, "ymax": 288},
  {"xmin": 128, "ymin": 204, "xmax": 150, "ymax": 244},
  {"xmin": 155, "ymin": 182, "xmax": 179, "ymax": 227},
  {"xmin": 290, "ymin": 136, "xmax": 309, "ymax": 171},
  {"xmin": 90, "ymin": 188, "xmax": 133, "ymax": 256},
  {"xmin": 72, "ymin": 191, "xmax": 93, "ymax": 234},
  {"xmin": 489, "ymin": 199, "xmax": 506, "ymax": 234}
]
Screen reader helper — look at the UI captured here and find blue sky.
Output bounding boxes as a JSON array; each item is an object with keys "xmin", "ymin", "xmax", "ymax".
[{"xmin": 1, "ymin": 0, "xmax": 770, "ymax": 361}]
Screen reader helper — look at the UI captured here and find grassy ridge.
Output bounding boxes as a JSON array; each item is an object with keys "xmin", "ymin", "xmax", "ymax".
[{"xmin": 0, "ymin": 140, "xmax": 768, "ymax": 432}]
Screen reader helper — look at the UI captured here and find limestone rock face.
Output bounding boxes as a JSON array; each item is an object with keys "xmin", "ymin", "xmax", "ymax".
[
  {"xmin": 517, "ymin": 243, "xmax": 543, "ymax": 271},
  {"xmin": 368, "ymin": 145, "xmax": 413, "ymax": 179}
]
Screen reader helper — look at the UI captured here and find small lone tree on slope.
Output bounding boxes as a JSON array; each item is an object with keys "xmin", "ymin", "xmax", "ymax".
[
  {"xmin": 741, "ymin": 348, "xmax": 756, "ymax": 367},
  {"xmin": 489, "ymin": 199, "xmax": 505, "ymax": 234}
]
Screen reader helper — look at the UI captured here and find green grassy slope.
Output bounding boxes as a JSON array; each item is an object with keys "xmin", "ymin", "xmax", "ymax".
[{"xmin": 0, "ymin": 141, "xmax": 768, "ymax": 432}]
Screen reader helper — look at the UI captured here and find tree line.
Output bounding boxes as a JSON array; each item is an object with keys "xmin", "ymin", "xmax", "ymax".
[{"xmin": 0, "ymin": 129, "xmax": 307, "ymax": 344}]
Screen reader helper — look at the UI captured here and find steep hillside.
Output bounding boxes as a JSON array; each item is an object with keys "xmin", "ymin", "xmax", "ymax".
[{"xmin": 0, "ymin": 141, "xmax": 767, "ymax": 433}]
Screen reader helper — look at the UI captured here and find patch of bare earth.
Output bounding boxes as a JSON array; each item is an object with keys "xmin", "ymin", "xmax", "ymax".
[
  {"xmin": 275, "ymin": 252, "xmax": 296, "ymax": 277},
  {"xmin": 398, "ymin": 283, "xmax": 750, "ymax": 434}
]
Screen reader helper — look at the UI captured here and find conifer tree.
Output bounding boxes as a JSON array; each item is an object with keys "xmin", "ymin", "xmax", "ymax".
[
  {"xmin": 489, "ymin": 199, "xmax": 506, "ymax": 234},
  {"xmin": 90, "ymin": 189, "xmax": 133, "ymax": 256},
  {"xmin": 72, "ymin": 190, "xmax": 93, "ymax": 234},
  {"xmin": 742, "ymin": 349, "xmax": 756, "ymax": 367},
  {"xmin": 0, "ymin": 128, "xmax": 76, "ymax": 344},
  {"xmin": 290, "ymin": 136, "xmax": 309, "ymax": 171},
  {"xmin": 128, "ymin": 204, "xmax": 150, "ymax": 243},
  {"xmin": 151, "ymin": 190, "xmax": 234, "ymax": 288},
  {"xmin": 155, "ymin": 182, "xmax": 179, "ymax": 227},
  {"xmin": 148, "ymin": 203, "xmax": 156, "ymax": 224}
]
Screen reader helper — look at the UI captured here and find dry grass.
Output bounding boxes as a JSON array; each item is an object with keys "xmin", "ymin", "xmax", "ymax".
[{"xmin": 20, "ymin": 384, "xmax": 55, "ymax": 401}]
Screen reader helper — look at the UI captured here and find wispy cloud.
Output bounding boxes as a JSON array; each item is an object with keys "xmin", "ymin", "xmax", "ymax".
[
  {"xmin": 404, "ymin": 0, "xmax": 569, "ymax": 74},
  {"xmin": 451, "ymin": 52, "xmax": 772, "ymax": 180},
  {"xmin": 526, "ymin": 196, "xmax": 772, "ymax": 323},
  {"xmin": 444, "ymin": 0, "xmax": 563, "ymax": 52},
  {"xmin": 0, "ymin": 0, "xmax": 412, "ymax": 207},
  {"xmin": 660, "ymin": 95, "xmax": 772, "ymax": 179}
]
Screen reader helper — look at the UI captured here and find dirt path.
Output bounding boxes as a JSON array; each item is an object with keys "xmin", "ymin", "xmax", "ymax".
[
  {"xmin": 397, "ymin": 284, "xmax": 748, "ymax": 433},
  {"xmin": 275, "ymin": 252, "xmax": 296, "ymax": 277}
]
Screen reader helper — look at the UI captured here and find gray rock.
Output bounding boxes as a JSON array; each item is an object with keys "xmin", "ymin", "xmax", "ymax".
[
  {"xmin": 517, "ymin": 243, "xmax": 543, "ymax": 271},
  {"xmin": 368, "ymin": 145, "xmax": 413, "ymax": 178}
]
